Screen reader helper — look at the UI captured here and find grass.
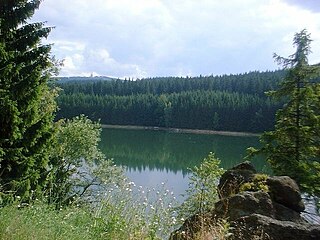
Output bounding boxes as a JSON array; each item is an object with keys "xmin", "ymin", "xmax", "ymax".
[
  {"xmin": 0, "ymin": 202, "xmax": 235, "ymax": 240},
  {"xmin": 0, "ymin": 202, "xmax": 95, "ymax": 240},
  {"xmin": 0, "ymin": 182, "xmax": 180, "ymax": 240}
]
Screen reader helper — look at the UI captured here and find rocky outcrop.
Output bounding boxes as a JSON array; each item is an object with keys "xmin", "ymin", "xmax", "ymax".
[
  {"xmin": 215, "ymin": 190, "xmax": 305, "ymax": 223},
  {"xmin": 170, "ymin": 162, "xmax": 320, "ymax": 240},
  {"xmin": 233, "ymin": 214, "xmax": 320, "ymax": 240}
]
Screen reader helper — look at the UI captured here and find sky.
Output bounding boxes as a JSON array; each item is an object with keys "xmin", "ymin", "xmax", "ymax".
[{"xmin": 32, "ymin": 0, "xmax": 320, "ymax": 78}]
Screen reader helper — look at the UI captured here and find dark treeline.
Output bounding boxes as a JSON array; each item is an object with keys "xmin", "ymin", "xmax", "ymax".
[
  {"xmin": 56, "ymin": 70, "xmax": 286, "ymax": 132},
  {"xmin": 60, "ymin": 70, "xmax": 285, "ymax": 97}
]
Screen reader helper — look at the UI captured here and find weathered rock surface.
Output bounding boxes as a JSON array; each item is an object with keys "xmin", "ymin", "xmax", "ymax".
[
  {"xmin": 217, "ymin": 161, "xmax": 256, "ymax": 198},
  {"xmin": 233, "ymin": 214, "xmax": 320, "ymax": 240},
  {"xmin": 218, "ymin": 162, "xmax": 305, "ymax": 213},
  {"xmin": 215, "ymin": 191, "xmax": 275, "ymax": 220},
  {"xmin": 214, "ymin": 190, "xmax": 306, "ymax": 224},
  {"xmin": 170, "ymin": 162, "xmax": 320, "ymax": 240},
  {"xmin": 267, "ymin": 175, "xmax": 305, "ymax": 212}
]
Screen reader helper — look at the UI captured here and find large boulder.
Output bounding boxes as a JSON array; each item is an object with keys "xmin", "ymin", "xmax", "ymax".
[
  {"xmin": 214, "ymin": 190, "xmax": 305, "ymax": 224},
  {"xmin": 214, "ymin": 191, "xmax": 275, "ymax": 220},
  {"xmin": 267, "ymin": 176, "xmax": 305, "ymax": 212},
  {"xmin": 218, "ymin": 161, "xmax": 256, "ymax": 198},
  {"xmin": 232, "ymin": 214, "xmax": 320, "ymax": 240},
  {"xmin": 218, "ymin": 162, "xmax": 305, "ymax": 213}
]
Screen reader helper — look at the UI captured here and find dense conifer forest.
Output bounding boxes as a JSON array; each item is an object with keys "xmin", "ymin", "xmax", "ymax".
[{"xmin": 56, "ymin": 70, "xmax": 285, "ymax": 132}]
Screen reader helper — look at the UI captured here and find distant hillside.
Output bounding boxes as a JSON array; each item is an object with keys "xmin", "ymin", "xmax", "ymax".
[{"xmin": 55, "ymin": 70, "xmax": 286, "ymax": 132}]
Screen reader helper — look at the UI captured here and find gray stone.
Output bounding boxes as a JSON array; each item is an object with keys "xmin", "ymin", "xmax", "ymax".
[
  {"xmin": 218, "ymin": 161, "xmax": 256, "ymax": 198},
  {"xmin": 215, "ymin": 191, "xmax": 275, "ymax": 220},
  {"xmin": 232, "ymin": 214, "xmax": 320, "ymax": 240},
  {"xmin": 267, "ymin": 176, "xmax": 305, "ymax": 212},
  {"xmin": 214, "ymin": 190, "xmax": 306, "ymax": 223}
]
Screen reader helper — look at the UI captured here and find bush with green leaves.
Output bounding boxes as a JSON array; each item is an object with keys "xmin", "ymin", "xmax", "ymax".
[
  {"xmin": 47, "ymin": 115, "xmax": 124, "ymax": 207},
  {"xmin": 177, "ymin": 152, "xmax": 225, "ymax": 220}
]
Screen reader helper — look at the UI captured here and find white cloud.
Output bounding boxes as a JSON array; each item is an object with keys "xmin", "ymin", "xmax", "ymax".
[
  {"xmin": 54, "ymin": 41, "xmax": 86, "ymax": 52},
  {"xmin": 58, "ymin": 47, "xmax": 147, "ymax": 78},
  {"xmin": 32, "ymin": 0, "xmax": 320, "ymax": 77},
  {"xmin": 282, "ymin": 0, "xmax": 320, "ymax": 13}
]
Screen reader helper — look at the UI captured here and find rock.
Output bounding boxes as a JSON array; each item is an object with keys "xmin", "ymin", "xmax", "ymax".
[
  {"xmin": 232, "ymin": 214, "xmax": 320, "ymax": 240},
  {"xmin": 170, "ymin": 162, "xmax": 317, "ymax": 240},
  {"xmin": 214, "ymin": 191, "xmax": 275, "ymax": 220},
  {"xmin": 218, "ymin": 161, "xmax": 256, "ymax": 198},
  {"xmin": 214, "ymin": 190, "xmax": 306, "ymax": 223},
  {"xmin": 267, "ymin": 176, "xmax": 305, "ymax": 212},
  {"xmin": 218, "ymin": 161, "xmax": 305, "ymax": 212},
  {"xmin": 272, "ymin": 201, "xmax": 306, "ymax": 223}
]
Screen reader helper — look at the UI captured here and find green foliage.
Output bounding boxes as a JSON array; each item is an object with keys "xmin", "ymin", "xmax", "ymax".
[
  {"xmin": 47, "ymin": 115, "xmax": 124, "ymax": 207},
  {"xmin": 56, "ymin": 70, "xmax": 285, "ymax": 132},
  {"xmin": 239, "ymin": 174, "xmax": 269, "ymax": 193},
  {"xmin": 0, "ymin": 110, "xmax": 179, "ymax": 238},
  {"xmin": 177, "ymin": 152, "xmax": 225, "ymax": 219},
  {"xmin": 0, "ymin": 0, "xmax": 58, "ymax": 202},
  {"xmin": 1, "ymin": 109, "xmax": 178, "ymax": 238},
  {"xmin": 247, "ymin": 29, "xmax": 320, "ymax": 197},
  {"xmin": 51, "ymin": 115, "xmax": 104, "ymax": 167}
]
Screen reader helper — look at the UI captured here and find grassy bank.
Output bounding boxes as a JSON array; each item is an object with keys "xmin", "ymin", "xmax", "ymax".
[
  {"xmin": 0, "ymin": 202, "xmax": 96, "ymax": 240},
  {"xmin": 0, "ymin": 182, "xmax": 180, "ymax": 240},
  {"xmin": 0, "ymin": 200, "xmax": 171, "ymax": 240}
]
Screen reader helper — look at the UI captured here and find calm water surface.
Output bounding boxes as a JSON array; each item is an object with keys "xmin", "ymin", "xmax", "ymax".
[{"xmin": 99, "ymin": 128, "xmax": 268, "ymax": 198}]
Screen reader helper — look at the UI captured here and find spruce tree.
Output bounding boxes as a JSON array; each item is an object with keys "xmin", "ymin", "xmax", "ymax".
[
  {"xmin": 248, "ymin": 30, "xmax": 320, "ymax": 196},
  {"xmin": 0, "ymin": 0, "xmax": 57, "ymax": 201}
]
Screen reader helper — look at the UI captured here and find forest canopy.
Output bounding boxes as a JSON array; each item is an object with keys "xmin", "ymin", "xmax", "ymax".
[{"xmin": 56, "ymin": 70, "xmax": 287, "ymax": 132}]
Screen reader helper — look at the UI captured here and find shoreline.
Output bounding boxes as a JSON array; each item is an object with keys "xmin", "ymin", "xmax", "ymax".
[{"xmin": 101, "ymin": 124, "xmax": 261, "ymax": 137}]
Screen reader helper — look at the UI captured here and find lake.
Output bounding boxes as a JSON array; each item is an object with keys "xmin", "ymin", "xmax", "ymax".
[
  {"xmin": 99, "ymin": 128, "xmax": 320, "ymax": 223},
  {"xmin": 99, "ymin": 128, "xmax": 268, "ymax": 198}
]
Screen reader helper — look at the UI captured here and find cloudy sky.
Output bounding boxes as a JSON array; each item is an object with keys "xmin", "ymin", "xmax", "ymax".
[{"xmin": 32, "ymin": 0, "xmax": 320, "ymax": 78}]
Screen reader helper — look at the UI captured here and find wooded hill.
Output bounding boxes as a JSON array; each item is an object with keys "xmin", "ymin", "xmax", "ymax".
[{"xmin": 56, "ymin": 70, "xmax": 286, "ymax": 132}]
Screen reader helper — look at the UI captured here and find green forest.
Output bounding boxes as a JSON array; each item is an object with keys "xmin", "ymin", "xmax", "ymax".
[{"xmin": 56, "ymin": 70, "xmax": 286, "ymax": 132}]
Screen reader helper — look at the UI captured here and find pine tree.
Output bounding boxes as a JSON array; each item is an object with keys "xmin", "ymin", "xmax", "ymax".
[
  {"xmin": 0, "ymin": 0, "xmax": 57, "ymax": 201},
  {"xmin": 248, "ymin": 30, "xmax": 320, "ymax": 196}
]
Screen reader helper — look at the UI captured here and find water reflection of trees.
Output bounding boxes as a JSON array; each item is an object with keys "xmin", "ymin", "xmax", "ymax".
[{"xmin": 99, "ymin": 129, "xmax": 269, "ymax": 175}]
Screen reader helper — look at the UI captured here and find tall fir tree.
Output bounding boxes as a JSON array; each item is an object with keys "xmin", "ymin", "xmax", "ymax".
[
  {"xmin": 0, "ymin": 0, "xmax": 57, "ymax": 201},
  {"xmin": 247, "ymin": 30, "xmax": 320, "ymax": 196}
]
